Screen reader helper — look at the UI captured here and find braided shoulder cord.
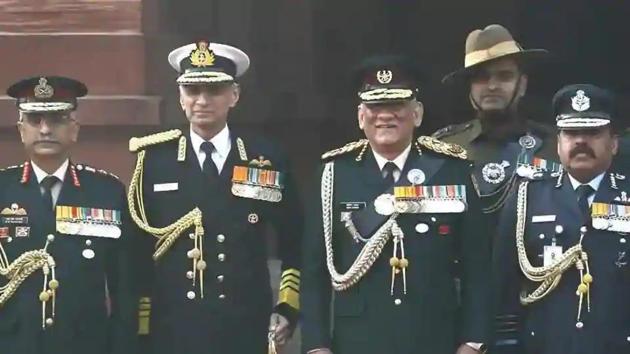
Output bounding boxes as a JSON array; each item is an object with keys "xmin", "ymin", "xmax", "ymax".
[
  {"xmin": 127, "ymin": 150, "xmax": 207, "ymax": 297},
  {"xmin": 321, "ymin": 161, "xmax": 398, "ymax": 290}
]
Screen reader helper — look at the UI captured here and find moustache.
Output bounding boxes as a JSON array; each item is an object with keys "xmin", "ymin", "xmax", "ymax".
[{"xmin": 570, "ymin": 145, "xmax": 596, "ymax": 159}]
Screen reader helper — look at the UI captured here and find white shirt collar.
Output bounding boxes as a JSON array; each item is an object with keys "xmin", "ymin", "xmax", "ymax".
[
  {"xmin": 31, "ymin": 159, "xmax": 69, "ymax": 184},
  {"xmin": 372, "ymin": 144, "xmax": 412, "ymax": 172},
  {"xmin": 189, "ymin": 124, "xmax": 231, "ymax": 159},
  {"xmin": 567, "ymin": 172, "xmax": 605, "ymax": 192}
]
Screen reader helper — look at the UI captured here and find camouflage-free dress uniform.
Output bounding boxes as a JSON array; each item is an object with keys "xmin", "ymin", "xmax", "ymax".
[
  {"xmin": 128, "ymin": 128, "xmax": 302, "ymax": 354},
  {"xmin": 301, "ymin": 137, "xmax": 491, "ymax": 354},
  {"xmin": 0, "ymin": 162, "xmax": 138, "ymax": 354}
]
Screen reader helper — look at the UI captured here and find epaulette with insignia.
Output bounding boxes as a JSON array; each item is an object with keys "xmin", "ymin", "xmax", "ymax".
[
  {"xmin": 0, "ymin": 164, "xmax": 23, "ymax": 172},
  {"xmin": 76, "ymin": 164, "xmax": 120, "ymax": 180},
  {"xmin": 417, "ymin": 136, "xmax": 467, "ymax": 160},
  {"xmin": 431, "ymin": 122, "xmax": 473, "ymax": 139},
  {"xmin": 129, "ymin": 129, "xmax": 182, "ymax": 153},
  {"xmin": 321, "ymin": 139, "xmax": 368, "ymax": 161}
]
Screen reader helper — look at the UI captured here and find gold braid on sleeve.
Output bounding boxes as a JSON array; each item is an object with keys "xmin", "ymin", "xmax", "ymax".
[
  {"xmin": 515, "ymin": 180, "xmax": 593, "ymax": 323},
  {"xmin": 127, "ymin": 150, "xmax": 207, "ymax": 298}
]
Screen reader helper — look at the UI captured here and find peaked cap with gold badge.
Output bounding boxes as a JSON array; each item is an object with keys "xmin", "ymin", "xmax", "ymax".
[
  {"xmin": 354, "ymin": 55, "xmax": 422, "ymax": 104},
  {"xmin": 7, "ymin": 76, "xmax": 87, "ymax": 113},
  {"xmin": 168, "ymin": 40, "xmax": 250, "ymax": 85},
  {"xmin": 442, "ymin": 24, "xmax": 549, "ymax": 84}
]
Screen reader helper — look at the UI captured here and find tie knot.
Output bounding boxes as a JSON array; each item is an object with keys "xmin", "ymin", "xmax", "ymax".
[
  {"xmin": 200, "ymin": 141, "xmax": 215, "ymax": 154},
  {"xmin": 576, "ymin": 184, "xmax": 595, "ymax": 200},
  {"xmin": 383, "ymin": 161, "xmax": 397, "ymax": 173},
  {"xmin": 41, "ymin": 175, "xmax": 59, "ymax": 189},
  {"xmin": 382, "ymin": 161, "xmax": 398, "ymax": 180}
]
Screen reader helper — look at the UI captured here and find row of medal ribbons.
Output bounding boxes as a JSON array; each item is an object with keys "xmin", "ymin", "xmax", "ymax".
[
  {"xmin": 394, "ymin": 185, "xmax": 466, "ymax": 200},
  {"xmin": 55, "ymin": 205, "xmax": 122, "ymax": 238},
  {"xmin": 232, "ymin": 166, "xmax": 283, "ymax": 188},
  {"xmin": 591, "ymin": 202, "xmax": 630, "ymax": 233}
]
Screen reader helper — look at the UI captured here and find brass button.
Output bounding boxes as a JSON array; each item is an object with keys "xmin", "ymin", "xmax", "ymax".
[
  {"xmin": 217, "ymin": 234, "xmax": 225, "ymax": 243},
  {"xmin": 218, "ymin": 253, "xmax": 226, "ymax": 262},
  {"xmin": 217, "ymin": 275, "xmax": 224, "ymax": 283},
  {"xmin": 218, "ymin": 294, "xmax": 226, "ymax": 300}
]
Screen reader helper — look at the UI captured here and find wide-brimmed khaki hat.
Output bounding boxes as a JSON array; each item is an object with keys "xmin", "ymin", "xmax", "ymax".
[{"xmin": 442, "ymin": 24, "xmax": 548, "ymax": 84}]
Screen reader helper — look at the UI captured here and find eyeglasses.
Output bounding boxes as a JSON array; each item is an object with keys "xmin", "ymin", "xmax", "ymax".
[{"xmin": 20, "ymin": 113, "xmax": 74, "ymax": 127}]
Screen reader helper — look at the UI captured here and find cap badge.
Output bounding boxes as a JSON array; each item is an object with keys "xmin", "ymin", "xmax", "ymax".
[
  {"xmin": 571, "ymin": 90, "xmax": 590, "ymax": 112},
  {"xmin": 376, "ymin": 70, "xmax": 393, "ymax": 84},
  {"xmin": 190, "ymin": 41, "xmax": 215, "ymax": 67},
  {"xmin": 34, "ymin": 77, "xmax": 54, "ymax": 99}
]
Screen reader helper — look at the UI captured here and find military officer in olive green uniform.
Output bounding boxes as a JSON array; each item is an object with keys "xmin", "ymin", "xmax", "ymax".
[
  {"xmin": 434, "ymin": 24, "xmax": 559, "ymax": 215},
  {"xmin": 127, "ymin": 41, "xmax": 303, "ymax": 354},
  {"xmin": 434, "ymin": 25, "xmax": 560, "ymax": 352},
  {"xmin": 0, "ymin": 76, "xmax": 138, "ymax": 354},
  {"xmin": 301, "ymin": 55, "xmax": 491, "ymax": 354}
]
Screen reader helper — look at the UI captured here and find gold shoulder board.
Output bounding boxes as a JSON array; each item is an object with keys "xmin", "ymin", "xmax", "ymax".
[
  {"xmin": 321, "ymin": 139, "xmax": 368, "ymax": 160},
  {"xmin": 417, "ymin": 136, "xmax": 467, "ymax": 160},
  {"xmin": 129, "ymin": 129, "xmax": 183, "ymax": 153}
]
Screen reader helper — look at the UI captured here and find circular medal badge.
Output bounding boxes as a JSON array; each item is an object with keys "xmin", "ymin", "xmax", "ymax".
[
  {"xmin": 482, "ymin": 162, "xmax": 507, "ymax": 184},
  {"xmin": 374, "ymin": 194, "xmax": 396, "ymax": 216},
  {"xmin": 407, "ymin": 169, "xmax": 426, "ymax": 185},
  {"xmin": 519, "ymin": 135, "xmax": 536, "ymax": 149}
]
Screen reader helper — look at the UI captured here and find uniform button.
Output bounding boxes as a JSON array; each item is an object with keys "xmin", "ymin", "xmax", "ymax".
[
  {"xmin": 394, "ymin": 298, "xmax": 402, "ymax": 305},
  {"xmin": 218, "ymin": 253, "xmax": 226, "ymax": 262},
  {"xmin": 189, "ymin": 233, "xmax": 195, "ymax": 240},
  {"xmin": 217, "ymin": 275, "xmax": 224, "ymax": 283},
  {"xmin": 217, "ymin": 234, "xmax": 225, "ymax": 243},
  {"xmin": 555, "ymin": 225, "xmax": 564, "ymax": 234},
  {"xmin": 85, "ymin": 239, "xmax": 92, "ymax": 246},
  {"xmin": 186, "ymin": 271, "xmax": 194, "ymax": 279},
  {"xmin": 530, "ymin": 331, "xmax": 535, "ymax": 336},
  {"xmin": 538, "ymin": 233, "xmax": 545, "ymax": 240},
  {"xmin": 187, "ymin": 291, "xmax": 196, "ymax": 300},
  {"xmin": 576, "ymin": 322, "xmax": 584, "ymax": 329},
  {"xmin": 430, "ymin": 217, "xmax": 437, "ymax": 222},
  {"xmin": 626, "ymin": 336, "xmax": 630, "ymax": 342},
  {"xmin": 621, "ymin": 238, "xmax": 627, "ymax": 244},
  {"xmin": 415, "ymin": 223, "xmax": 429, "ymax": 234},
  {"xmin": 218, "ymin": 294, "xmax": 226, "ymax": 300}
]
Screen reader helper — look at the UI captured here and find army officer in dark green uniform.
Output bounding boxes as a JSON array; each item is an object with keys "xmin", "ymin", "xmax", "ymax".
[
  {"xmin": 127, "ymin": 41, "xmax": 303, "ymax": 354},
  {"xmin": 0, "ymin": 76, "xmax": 138, "ymax": 354},
  {"xmin": 301, "ymin": 56, "xmax": 491, "ymax": 354}
]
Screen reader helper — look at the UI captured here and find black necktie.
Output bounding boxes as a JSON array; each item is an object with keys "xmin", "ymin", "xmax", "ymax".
[
  {"xmin": 200, "ymin": 142, "xmax": 219, "ymax": 178},
  {"xmin": 41, "ymin": 175, "xmax": 59, "ymax": 210},
  {"xmin": 576, "ymin": 184, "xmax": 595, "ymax": 222},
  {"xmin": 382, "ymin": 162, "xmax": 398, "ymax": 185}
]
